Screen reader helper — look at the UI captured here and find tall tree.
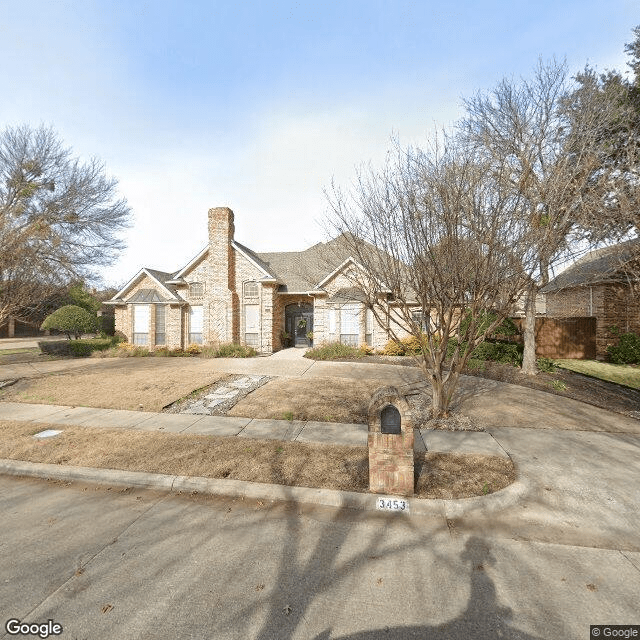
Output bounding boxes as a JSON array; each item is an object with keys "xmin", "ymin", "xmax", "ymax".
[
  {"xmin": 326, "ymin": 139, "xmax": 538, "ymax": 417},
  {"xmin": 0, "ymin": 124, "xmax": 130, "ymax": 326},
  {"xmin": 459, "ymin": 60, "xmax": 628, "ymax": 373},
  {"xmin": 567, "ymin": 27, "xmax": 640, "ymax": 246}
]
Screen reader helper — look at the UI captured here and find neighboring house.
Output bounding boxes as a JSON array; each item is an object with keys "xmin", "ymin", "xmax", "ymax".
[
  {"xmin": 541, "ymin": 240, "xmax": 640, "ymax": 359},
  {"xmin": 107, "ymin": 207, "xmax": 412, "ymax": 352}
]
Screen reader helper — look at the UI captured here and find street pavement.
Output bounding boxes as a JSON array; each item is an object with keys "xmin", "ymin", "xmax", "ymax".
[
  {"xmin": 0, "ymin": 475, "xmax": 638, "ymax": 640},
  {"xmin": 0, "ymin": 349, "xmax": 639, "ymax": 638}
]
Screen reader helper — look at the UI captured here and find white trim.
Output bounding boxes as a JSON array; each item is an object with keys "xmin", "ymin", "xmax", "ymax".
[
  {"xmin": 110, "ymin": 269, "xmax": 179, "ymax": 302},
  {"xmin": 282, "ymin": 290, "xmax": 326, "ymax": 295},
  {"xmin": 231, "ymin": 241, "xmax": 274, "ymax": 279},
  {"xmin": 316, "ymin": 256, "xmax": 390, "ymax": 292},
  {"xmin": 173, "ymin": 246, "xmax": 208, "ymax": 279}
]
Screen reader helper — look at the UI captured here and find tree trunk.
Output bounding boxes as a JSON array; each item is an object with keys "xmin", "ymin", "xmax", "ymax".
[
  {"xmin": 431, "ymin": 364, "xmax": 461, "ymax": 418},
  {"xmin": 521, "ymin": 284, "xmax": 537, "ymax": 375},
  {"xmin": 431, "ymin": 376, "xmax": 447, "ymax": 418}
]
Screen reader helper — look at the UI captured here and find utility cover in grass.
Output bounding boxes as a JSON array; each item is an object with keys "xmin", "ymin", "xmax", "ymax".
[{"xmin": 33, "ymin": 430, "xmax": 63, "ymax": 439}]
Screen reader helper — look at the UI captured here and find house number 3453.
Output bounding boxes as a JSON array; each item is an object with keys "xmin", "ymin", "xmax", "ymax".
[{"xmin": 376, "ymin": 498, "xmax": 408, "ymax": 511}]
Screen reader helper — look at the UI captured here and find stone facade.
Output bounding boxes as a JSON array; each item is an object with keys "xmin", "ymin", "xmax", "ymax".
[
  {"xmin": 545, "ymin": 283, "xmax": 640, "ymax": 359},
  {"xmin": 111, "ymin": 207, "xmax": 415, "ymax": 353}
]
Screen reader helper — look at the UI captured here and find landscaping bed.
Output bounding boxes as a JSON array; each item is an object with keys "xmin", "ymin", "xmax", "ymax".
[
  {"xmin": 316, "ymin": 354, "xmax": 640, "ymax": 420},
  {"xmin": 0, "ymin": 420, "xmax": 515, "ymax": 499}
]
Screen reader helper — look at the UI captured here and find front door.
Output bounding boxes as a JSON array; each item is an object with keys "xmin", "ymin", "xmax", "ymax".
[
  {"xmin": 293, "ymin": 314, "xmax": 312, "ymax": 346},
  {"xmin": 285, "ymin": 303, "xmax": 313, "ymax": 347}
]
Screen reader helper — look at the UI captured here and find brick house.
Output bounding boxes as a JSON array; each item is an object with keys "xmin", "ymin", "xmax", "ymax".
[
  {"xmin": 542, "ymin": 240, "xmax": 640, "ymax": 359},
  {"xmin": 107, "ymin": 207, "xmax": 412, "ymax": 352}
]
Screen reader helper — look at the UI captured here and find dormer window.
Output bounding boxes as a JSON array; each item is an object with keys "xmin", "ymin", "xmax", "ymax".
[
  {"xmin": 244, "ymin": 281, "xmax": 259, "ymax": 298},
  {"xmin": 189, "ymin": 282, "xmax": 204, "ymax": 297}
]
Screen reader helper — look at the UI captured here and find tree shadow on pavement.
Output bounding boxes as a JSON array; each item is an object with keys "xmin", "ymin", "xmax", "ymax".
[{"xmin": 314, "ymin": 537, "xmax": 544, "ymax": 639}]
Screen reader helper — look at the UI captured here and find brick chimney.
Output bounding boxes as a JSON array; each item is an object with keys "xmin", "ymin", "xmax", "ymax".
[
  {"xmin": 208, "ymin": 207, "xmax": 235, "ymax": 289},
  {"xmin": 207, "ymin": 207, "xmax": 238, "ymax": 342}
]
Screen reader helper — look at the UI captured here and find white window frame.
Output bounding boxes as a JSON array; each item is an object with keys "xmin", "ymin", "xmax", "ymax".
[
  {"xmin": 340, "ymin": 304, "xmax": 360, "ymax": 347},
  {"xmin": 189, "ymin": 305, "xmax": 203, "ymax": 344},
  {"xmin": 328, "ymin": 308, "xmax": 336, "ymax": 334},
  {"xmin": 244, "ymin": 281, "xmax": 259, "ymax": 298},
  {"xmin": 244, "ymin": 303, "xmax": 260, "ymax": 347},
  {"xmin": 133, "ymin": 304, "xmax": 150, "ymax": 345},
  {"xmin": 155, "ymin": 305, "xmax": 166, "ymax": 346},
  {"xmin": 365, "ymin": 307, "xmax": 374, "ymax": 346},
  {"xmin": 189, "ymin": 282, "xmax": 204, "ymax": 298}
]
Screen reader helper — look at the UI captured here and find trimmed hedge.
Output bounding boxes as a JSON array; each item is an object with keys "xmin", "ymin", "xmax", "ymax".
[
  {"xmin": 39, "ymin": 338, "xmax": 115, "ymax": 357},
  {"xmin": 41, "ymin": 305, "xmax": 98, "ymax": 338}
]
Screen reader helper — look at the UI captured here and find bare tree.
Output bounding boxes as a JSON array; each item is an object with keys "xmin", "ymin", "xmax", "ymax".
[
  {"xmin": 459, "ymin": 59, "xmax": 635, "ymax": 373},
  {"xmin": 565, "ymin": 29, "xmax": 640, "ymax": 284},
  {"xmin": 326, "ymin": 139, "xmax": 538, "ymax": 418},
  {"xmin": 0, "ymin": 124, "xmax": 130, "ymax": 327}
]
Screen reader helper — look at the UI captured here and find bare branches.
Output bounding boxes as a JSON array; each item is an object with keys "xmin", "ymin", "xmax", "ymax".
[
  {"xmin": 326, "ymin": 136, "xmax": 536, "ymax": 417},
  {"xmin": 0, "ymin": 124, "xmax": 131, "ymax": 326}
]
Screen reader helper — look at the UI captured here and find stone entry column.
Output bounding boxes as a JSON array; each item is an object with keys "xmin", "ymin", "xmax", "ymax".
[{"xmin": 368, "ymin": 386, "xmax": 414, "ymax": 497}]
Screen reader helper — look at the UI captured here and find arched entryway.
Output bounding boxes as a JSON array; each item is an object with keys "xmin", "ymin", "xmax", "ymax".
[{"xmin": 285, "ymin": 303, "xmax": 313, "ymax": 347}]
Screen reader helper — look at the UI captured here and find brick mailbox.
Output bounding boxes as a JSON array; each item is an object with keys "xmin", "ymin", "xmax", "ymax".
[{"xmin": 368, "ymin": 386, "xmax": 414, "ymax": 497}]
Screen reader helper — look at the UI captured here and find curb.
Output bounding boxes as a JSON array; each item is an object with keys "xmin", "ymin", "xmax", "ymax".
[{"xmin": 0, "ymin": 458, "xmax": 529, "ymax": 517}]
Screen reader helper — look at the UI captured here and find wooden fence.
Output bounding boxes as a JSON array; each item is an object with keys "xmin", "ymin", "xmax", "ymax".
[{"xmin": 509, "ymin": 317, "xmax": 597, "ymax": 359}]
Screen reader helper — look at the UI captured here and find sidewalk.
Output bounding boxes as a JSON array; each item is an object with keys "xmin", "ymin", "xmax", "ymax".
[{"xmin": 0, "ymin": 401, "xmax": 508, "ymax": 456}]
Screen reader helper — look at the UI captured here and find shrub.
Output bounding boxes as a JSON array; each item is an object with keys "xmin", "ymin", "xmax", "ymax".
[
  {"xmin": 358, "ymin": 344, "xmax": 374, "ymax": 356},
  {"xmin": 607, "ymin": 332, "xmax": 640, "ymax": 365},
  {"xmin": 114, "ymin": 343, "xmax": 151, "ymax": 357},
  {"xmin": 381, "ymin": 339, "xmax": 406, "ymax": 356},
  {"xmin": 305, "ymin": 342, "xmax": 364, "ymax": 360},
  {"xmin": 201, "ymin": 343, "xmax": 257, "ymax": 358},
  {"xmin": 39, "ymin": 337, "xmax": 115, "ymax": 357},
  {"xmin": 97, "ymin": 314, "xmax": 115, "ymax": 336},
  {"xmin": 41, "ymin": 305, "xmax": 98, "ymax": 339},
  {"xmin": 185, "ymin": 343, "xmax": 202, "ymax": 355},
  {"xmin": 471, "ymin": 341, "xmax": 523, "ymax": 366},
  {"xmin": 38, "ymin": 340, "xmax": 72, "ymax": 356},
  {"xmin": 536, "ymin": 357, "xmax": 557, "ymax": 373},
  {"xmin": 68, "ymin": 338, "xmax": 114, "ymax": 357}
]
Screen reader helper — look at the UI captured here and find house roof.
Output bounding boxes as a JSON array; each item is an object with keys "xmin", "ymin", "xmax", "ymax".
[
  {"xmin": 127, "ymin": 288, "xmax": 169, "ymax": 303},
  {"xmin": 144, "ymin": 268, "xmax": 181, "ymax": 297},
  {"xmin": 541, "ymin": 239, "xmax": 640, "ymax": 293},
  {"xmin": 111, "ymin": 232, "xmax": 391, "ymax": 299},
  {"xmin": 108, "ymin": 268, "xmax": 181, "ymax": 303},
  {"xmin": 254, "ymin": 234, "xmax": 375, "ymax": 292}
]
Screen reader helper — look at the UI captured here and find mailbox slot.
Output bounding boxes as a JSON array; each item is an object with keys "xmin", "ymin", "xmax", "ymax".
[{"xmin": 380, "ymin": 404, "xmax": 401, "ymax": 434}]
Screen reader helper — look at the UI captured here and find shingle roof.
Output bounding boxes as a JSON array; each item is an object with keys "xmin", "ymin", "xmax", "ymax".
[
  {"xmin": 128, "ymin": 288, "xmax": 169, "ymax": 303},
  {"xmin": 255, "ymin": 235, "xmax": 356, "ymax": 292},
  {"xmin": 144, "ymin": 268, "xmax": 180, "ymax": 297},
  {"xmin": 139, "ymin": 233, "xmax": 387, "ymax": 294},
  {"xmin": 541, "ymin": 239, "xmax": 640, "ymax": 293}
]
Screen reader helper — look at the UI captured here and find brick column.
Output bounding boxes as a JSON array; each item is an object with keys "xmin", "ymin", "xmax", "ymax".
[{"xmin": 368, "ymin": 386, "xmax": 414, "ymax": 497}]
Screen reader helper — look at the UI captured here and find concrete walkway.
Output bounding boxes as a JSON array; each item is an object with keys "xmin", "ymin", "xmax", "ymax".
[{"xmin": 0, "ymin": 401, "xmax": 508, "ymax": 456}]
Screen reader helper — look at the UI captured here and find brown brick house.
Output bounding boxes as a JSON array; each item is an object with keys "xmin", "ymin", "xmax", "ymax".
[
  {"xmin": 107, "ymin": 207, "xmax": 412, "ymax": 352},
  {"xmin": 541, "ymin": 240, "xmax": 640, "ymax": 359}
]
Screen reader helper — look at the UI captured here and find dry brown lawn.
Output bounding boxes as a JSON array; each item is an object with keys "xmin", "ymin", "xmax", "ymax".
[
  {"xmin": 228, "ymin": 376, "xmax": 384, "ymax": 423},
  {"xmin": 0, "ymin": 420, "xmax": 515, "ymax": 499},
  {"xmin": 0, "ymin": 365, "xmax": 226, "ymax": 412}
]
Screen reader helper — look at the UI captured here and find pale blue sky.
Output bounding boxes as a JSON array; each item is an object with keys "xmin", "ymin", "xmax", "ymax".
[{"xmin": 0, "ymin": 1, "xmax": 636, "ymax": 285}]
